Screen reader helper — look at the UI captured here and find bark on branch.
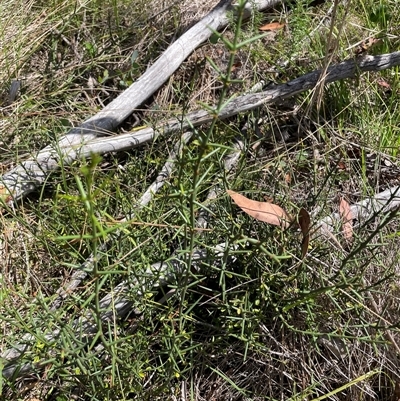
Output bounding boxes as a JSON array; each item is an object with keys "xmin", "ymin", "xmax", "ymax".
[
  {"xmin": 2, "ymin": 51, "xmax": 400, "ymax": 202},
  {"xmin": 0, "ymin": 0, "xmax": 280, "ymax": 202},
  {"xmin": 0, "ymin": 138, "xmax": 245, "ymax": 380},
  {"xmin": 4, "ymin": 180, "xmax": 400, "ymax": 379}
]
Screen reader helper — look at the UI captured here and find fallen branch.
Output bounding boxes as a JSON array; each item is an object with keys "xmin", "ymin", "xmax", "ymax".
[
  {"xmin": 0, "ymin": 0, "xmax": 280, "ymax": 202},
  {"xmin": 50, "ymin": 130, "xmax": 243, "ymax": 312},
  {"xmin": 1, "ymin": 133, "xmax": 246, "ymax": 380},
  {"xmin": 2, "ymin": 51, "xmax": 400, "ymax": 202},
  {"xmin": 3, "ymin": 180, "xmax": 400, "ymax": 378},
  {"xmin": 319, "ymin": 185, "xmax": 400, "ymax": 235},
  {"xmin": 49, "ymin": 131, "xmax": 194, "ymax": 311}
]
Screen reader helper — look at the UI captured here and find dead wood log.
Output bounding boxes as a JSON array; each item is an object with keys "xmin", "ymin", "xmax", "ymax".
[
  {"xmin": 0, "ymin": 0, "xmax": 280, "ymax": 202},
  {"xmin": 73, "ymin": 52, "xmax": 400, "ymax": 156},
  {"xmin": 49, "ymin": 132, "xmax": 194, "ymax": 311},
  {"xmin": 319, "ymin": 185, "xmax": 400, "ymax": 235},
  {"xmin": 2, "ymin": 51, "xmax": 400, "ymax": 203},
  {"xmin": 1, "ymin": 135, "xmax": 246, "ymax": 380},
  {"xmin": 4, "ymin": 48, "xmax": 400, "ymax": 377},
  {"xmin": 3, "ymin": 180, "xmax": 400, "ymax": 379}
]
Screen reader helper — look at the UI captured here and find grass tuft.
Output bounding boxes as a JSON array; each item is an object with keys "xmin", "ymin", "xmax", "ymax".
[{"xmin": 1, "ymin": 0, "xmax": 400, "ymax": 400}]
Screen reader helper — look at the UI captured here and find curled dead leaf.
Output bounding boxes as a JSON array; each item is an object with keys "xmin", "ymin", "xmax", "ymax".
[
  {"xmin": 298, "ymin": 208, "xmax": 311, "ymax": 258},
  {"xmin": 227, "ymin": 190, "xmax": 291, "ymax": 228},
  {"xmin": 376, "ymin": 77, "xmax": 391, "ymax": 90},
  {"xmin": 339, "ymin": 197, "xmax": 353, "ymax": 241},
  {"xmin": 354, "ymin": 37, "xmax": 381, "ymax": 55},
  {"xmin": 259, "ymin": 22, "xmax": 285, "ymax": 31}
]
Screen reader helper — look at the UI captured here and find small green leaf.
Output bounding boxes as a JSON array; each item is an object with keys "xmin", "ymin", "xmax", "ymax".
[
  {"xmin": 130, "ymin": 49, "xmax": 139, "ymax": 64},
  {"xmin": 210, "ymin": 33, "xmax": 219, "ymax": 44}
]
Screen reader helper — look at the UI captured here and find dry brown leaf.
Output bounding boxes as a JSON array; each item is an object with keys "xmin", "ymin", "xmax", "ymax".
[
  {"xmin": 354, "ymin": 37, "xmax": 381, "ymax": 55},
  {"xmin": 298, "ymin": 208, "xmax": 310, "ymax": 258},
  {"xmin": 227, "ymin": 190, "xmax": 291, "ymax": 228},
  {"xmin": 376, "ymin": 77, "xmax": 391, "ymax": 90},
  {"xmin": 231, "ymin": 61, "xmax": 242, "ymax": 72},
  {"xmin": 259, "ymin": 22, "xmax": 285, "ymax": 31},
  {"xmin": 339, "ymin": 198, "xmax": 353, "ymax": 241}
]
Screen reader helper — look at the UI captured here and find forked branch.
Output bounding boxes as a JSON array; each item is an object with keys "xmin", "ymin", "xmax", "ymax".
[{"xmin": 1, "ymin": 51, "xmax": 400, "ymax": 202}]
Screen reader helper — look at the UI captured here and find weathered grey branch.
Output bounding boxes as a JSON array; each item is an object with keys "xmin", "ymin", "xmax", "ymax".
[
  {"xmin": 4, "ymin": 180, "xmax": 400, "ymax": 379},
  {"xmin": 49, "ymin": 132, "xmax": 194, "ymax": 311},
  {"xmin": 1, "ymin": 242, "xmax": 233, "ymax": 379},
  {"xmin": 319, "ymin": 185, "xmax": 400, "ymax": 235},
  {"xmin": 43, "ymin": 51, "xmax": 400, "ymax": 157},
  {"xmin": 2, "ymin": 51, "xmax": 400, "ymax": 202},
  {"xmin": 77, "ymin": 52, "xmax": 400, "ymax": 155},
  {"xmin": 0, "ymin": 0, "xmax": 280, "ymax": 202},
  {"xmin": 1, "ymin": 132, "xmax": 246, "ymax": 380}
]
